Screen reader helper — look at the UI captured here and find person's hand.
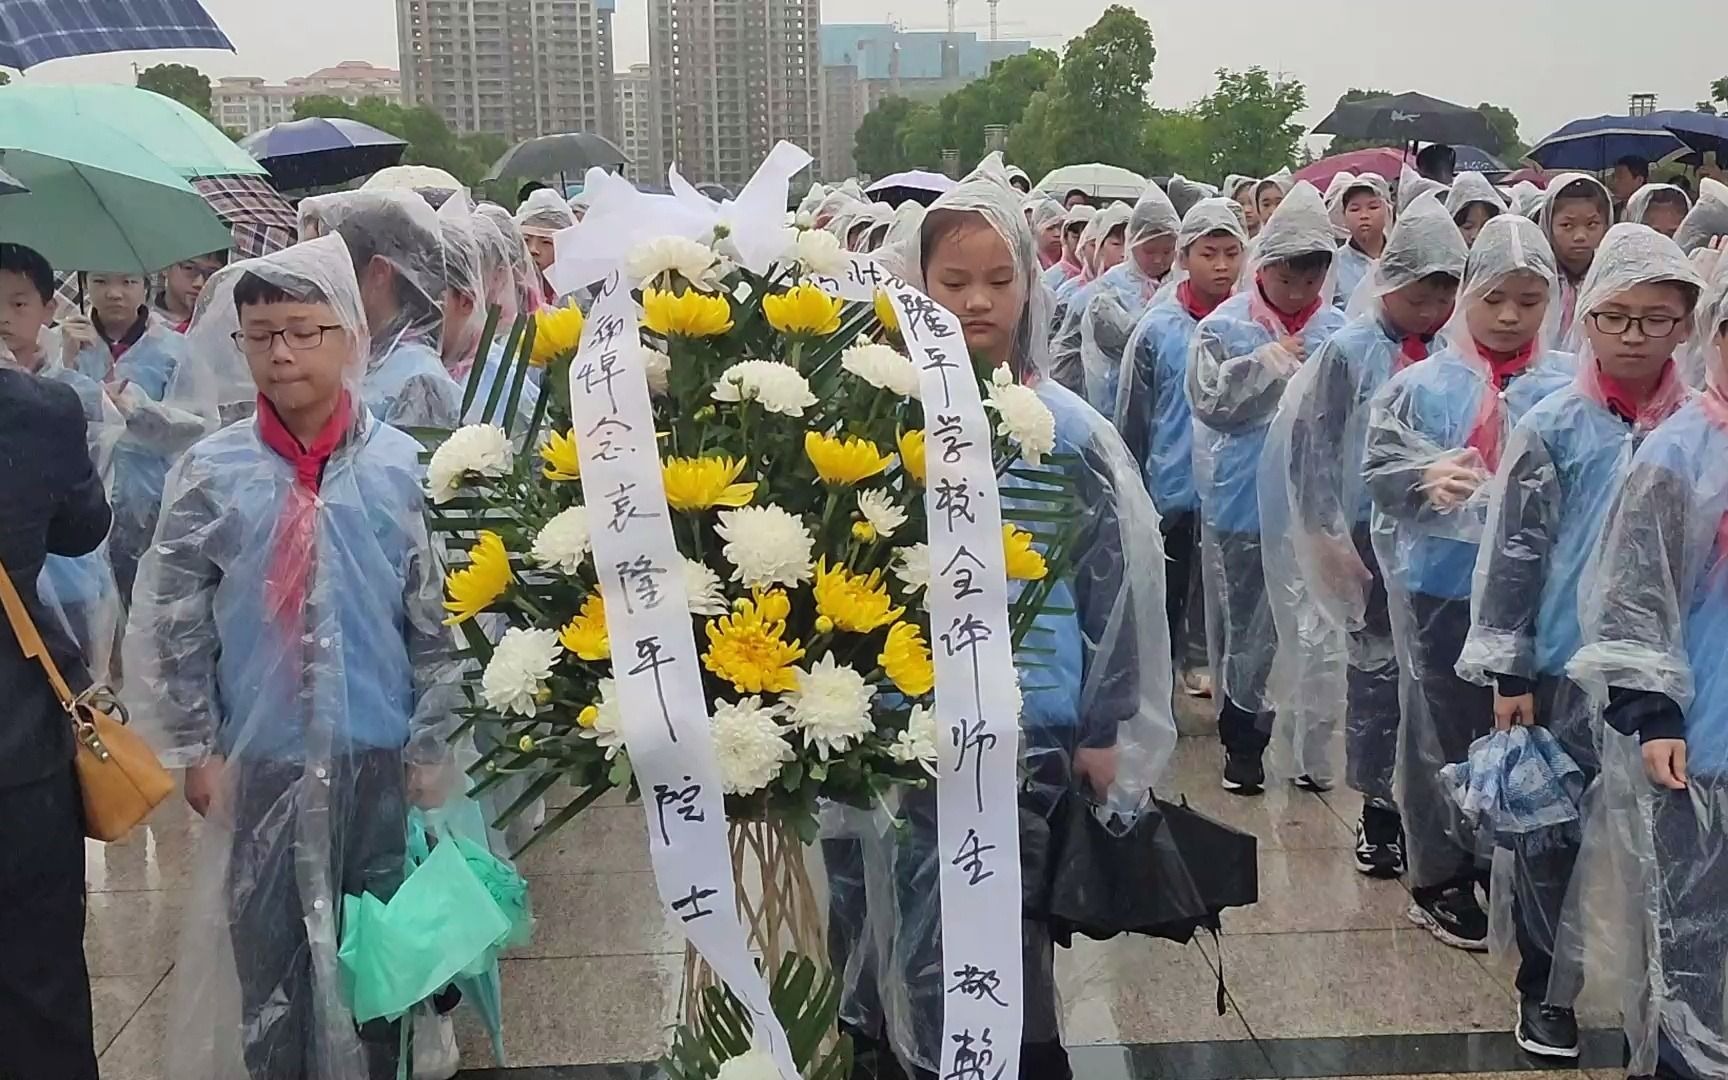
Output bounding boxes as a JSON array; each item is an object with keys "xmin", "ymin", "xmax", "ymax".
[
  {"xmin": 1643, "ymin": 739, "xmax": 1689, "ymax": 790},
  {"xmin": 1073, "ymin": 746, "xmax": 1119, "ymax": 801},
  {"xmin": 103, "ymin": 379, "xmax": 135, "ymax": 416},
  {"xmin": 1277, "ymin": 335, "xmax": 1307, "ymax": 363},
  {"xmin": 1421, "ymin": 452, "xmax": 1488, "ymax": 510},
  {"xmin": 1316, "ymin": 534, "xmax": 1371, "ymax": 611},
  {"xmin": 59, "ymin": 313, "xmax": 100, "ymax": 363},
  {"xmin": 406, "ymin": 761, "xmax": 451, "ymax": 809},
  {"xmin": 183, "ymin": 756, "xmax": 226, "ymax": 818},
  {"xmin": 1493, "ymin": 691, "xmax": 1537, "ymax": 732}
]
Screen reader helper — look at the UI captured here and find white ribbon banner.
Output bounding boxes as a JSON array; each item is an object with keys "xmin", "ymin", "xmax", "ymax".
[
  {"xmin": 803, "ymin": 252, "xmax": 889, "ymax": 302},
  {"xmin": 567, "ymin": 274, "xmax": 797, "ymax": 1078},
  {"xmin": 886, "ymin": 274, "xmax": 1025, "ymax": 1078}
]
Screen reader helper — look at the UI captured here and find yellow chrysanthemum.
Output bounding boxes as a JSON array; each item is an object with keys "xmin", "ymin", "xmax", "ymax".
[
  {"xmin": 897, "ymin": 429, "xmax": 926, "ymax": 485},
  {"xmin": 443, "ymin": 530, "xmax": 513, "ymax": 625},
  {"xmin": 559, "ymin": 593, "xmax": 611, "ymax": 661},
  {"xmin": 703, "ymin": 592, "xmax": 806, "ymax": 694},
  {"xmin": 764, "ymin": 283, "xmax": 844, "ymax": 337},
  {"xmin": 805, "ymin": 431, "xmax": 892, "ymax": 486},
  {"xmin": 879, "ymin": 621, "xmax": 935, "ymax": 698},
  {"xmin": 813, "ymin": 559, "xmax": 905, "ymax": 634},
  {"xmin": 1003, "ymin": 525, "xmax": 1049, "ymax": 581},
  {"xmin": 662, "ymin": 456, "xmax": 758, "ymax": 512},
  {"xmin": 577, "ymin": 704, "xmax": 600, "ymax": 728},
  {"xmin": 874, "ymin": 289, "xmax": 900, "ymax": 334},
  {"xmin": 642, "ymin": 287, "xmax": 733, "ymax": 338},
  {"xmin": 530, "ymin": 303, "xmax": 587, "ymax": 366},
  {"xmin": 541, "ymin": 428, "xmax": 582, "ymax": 481},
  {"xmin": 852, "ymin": 521, "xmax": 877, "ymax": 542},
  {"xmin": 755, "ymin": 587, "xmax": 792, "ymax": 624}
]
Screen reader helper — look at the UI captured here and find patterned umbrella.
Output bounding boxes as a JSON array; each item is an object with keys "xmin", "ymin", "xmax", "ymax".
[
  {"xmin": 0, "ymin": 0, "xmax": 231, "ymax": 69},
  {"xmin": 192, "ymin": 175, "xmax": 298, "ymax": 259}
]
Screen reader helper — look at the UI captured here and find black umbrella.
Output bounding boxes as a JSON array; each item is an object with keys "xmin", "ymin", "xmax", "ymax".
[
  {"xmin": 240, "ymin": 117, "xmax": 406, "ymax": 190},
  {"xmin": 1314, "ymin": 92, "xmax": 1497, "ymax": 149},
  {"xmin": 483, "ymin": 132, "xmax": 628, "ymax": 183}
]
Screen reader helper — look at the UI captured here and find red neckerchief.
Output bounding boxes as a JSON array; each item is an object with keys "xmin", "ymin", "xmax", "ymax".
[
  {"xmin": 93, "ymin": 305, "xmax": 149, "ymax": 362},
  {"xmin": 1477, "ymin": 339, "xmax": 1536, "ymax": 390},
  {"xmin": 256, "ymin": 390, "xmax": 353, "ymax": 631},
  {"xmin": 1461, "ymin": 340, "xmax": 1538, "ymax": 471},
  {"xmin": 1596, "ymin": 363, "xmax": 1672, "ymax": 424},
  {"xmin": 1177, "ymin": 280, "xmax": 1224, "ymax": 323},
  {"xmin": 1398, "ymin": 335, "xmax": 1430, "ymax": 369},
  {"xmin": 1256, "ymin": 276, "xmax": 1322, "ymax": 336},
  {"xmin": 172, "ymin": 317, "xmax": 191, "ymax": 335},
  {"xmin": 1702, "ymin": 389, "xmax": 1728, "ymax": 561}
]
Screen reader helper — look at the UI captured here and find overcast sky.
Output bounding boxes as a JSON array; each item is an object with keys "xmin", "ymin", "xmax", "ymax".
[{"xmin": 16, "ymin": 0, "xmax": 1728, "ymax": 151}]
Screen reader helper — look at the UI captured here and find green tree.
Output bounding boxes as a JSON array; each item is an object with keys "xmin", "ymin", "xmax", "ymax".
[
  {"xmin": 853, "ymin": 95, "xmax": 921, "ymax": 179},
  {"xmin": 898, "ymin": 103, "xmax": 947, "ymax": 170},
  {"xmin": 0, "ymin": 70, "xmax": 11, "ymax": 87},
  {"xmin": 1713, "ymin": 76, "xmax": 1728, "ymax": 104},
  {"xmin": 1186, "ymin": 68, "xmax": 1308, "ymax": 178},
  {"xmin": 1005, "ymin": 89, "xmax": 1058, "ymax": 179},
  {"xmin": 293, "ymin": 95, "xmax": 501, "ymax": 187},
  {"xmin": 1037, "ymin": 5, "xmax": 1157, "ymax": 168},
  {"xmin": 937, "ymin": 49, "xmax": 1059, "ymax": 167},
  {"xmin": 1474, "ymin": 102, "xmax": 1525, "ymax": 158},
  {"xmin": 1140, "ymin": 108, "xmax": 1211, "ymax": 179},
  {"xmin": 136, "ymin": 62, "xmax": 212, "ymax": 117}
]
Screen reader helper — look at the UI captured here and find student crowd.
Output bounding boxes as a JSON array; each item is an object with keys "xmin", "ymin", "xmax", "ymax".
[{"xmin": 2, "ymin": 140, "xmax": 1728, "ymax": 1080}]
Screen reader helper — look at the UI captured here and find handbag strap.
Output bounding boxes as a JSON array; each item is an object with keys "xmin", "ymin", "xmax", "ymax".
[{"xmin": 0, "ymin": 554, "xmax": 79, "ymax": 712}]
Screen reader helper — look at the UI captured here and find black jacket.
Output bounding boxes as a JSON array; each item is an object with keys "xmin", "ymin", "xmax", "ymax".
[{"xmin": 0, "ymin": 369, "xmax": 112, "ymax": 789}]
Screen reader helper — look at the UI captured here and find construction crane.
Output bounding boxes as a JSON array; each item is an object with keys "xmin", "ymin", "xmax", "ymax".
[
  {"xmin": 988, "ymin": 0, "xmax": 999, "ymax": 40},
  {"xmin": 946, "ymin": 0, "xmax": 957, "ymax": 33}
]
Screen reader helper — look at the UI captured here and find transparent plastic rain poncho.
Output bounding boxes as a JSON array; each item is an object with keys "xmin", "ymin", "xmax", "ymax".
[
  {"xmin": 834, "ymin": 154, "xmax": 1178, "ymax": 1075},
  {"xmin": 513, "ymin": 187, "xmax": 578, "ymax": 237},
  {"xmin": 1451, "ymin": 225, "xmax": 1701, "ymax": 1005},
  {"xmin": 1039, "ymin": 203, "xmax": 1095, "ymax": 293},
  {"xmin": 1541, "ymin": 174, "xmax": 1614, "ymax": 347},
  {"xmin": 797, "ymin": 182, "xmax": 829, "ymax": 219},
  {"xmin": 1330, "ymin": 175, "xmax": 1393, "ymax": 311},
  {"xmin": 883, "ymin": 200, "xmax": 927, "ymax": 256},
  {"xmin": 1445, "ymin": 172, "xmax": 1508, "ymax": 251},
  {"xmin": 1071, "ymin": 185, "xmax": 1182, "ymax": 413},
  {"xmin": 437, "ymin": 194, "xmax": 490, "ymax": 379},
  {"xmin": 1510, "ymin": 181, "xmax": 1545, "ymax": 220},
  {"xmin": 1362, "ymin": 214, "xmax": 1575, "ymax": 891},
  {"xmin": 301, "ymin": 189, "xmax": 464, "ymax": 430},
  {"xmin": 1027, "ymin": 196, "xmax": 1066, "ymax": 269},
  {"xmin": 1674, "ymin": 176, "xmax": 1728, "ymax": 255},
  {"xmin": 1166, "ymin": 174, "xmax": 1217, "ymax": 217},
  {"xmin": 815, "ymin": 186, "xmax": 866, "ymax": 233},
  {"xmin": 1625, "ymin": 183, "xmax": 1693, "ymax": 232},
  {"xmin": 1259, "ymin": 192, "xmax": 1468, "ymax": 795},
  {"xmin": 1048, "ymin": 201, "xmax": 1132, "ymax": 394},
  {"xmin": 1187, "ymin": 182, "xmax": 1347, "ymax": 750},
  {"xmin": 67, "ymin": 301, "xmax": 218, "ymax": 603},
  {"xmin": 1561, "ymin": 258, "xmax": 1728, "ymax": 1078},
  {"xmin": 125, "ymin": 232, "xmax": 464, "ymax": 1080},
  {"xmin": 1398, "ymin": 164, "xmax": 1447, "ymax": 215},
  {"xmin": 463, "ymin": 205, "xmax": 542, "ymax": 428},
  {"xmin": 1114, "ymin": 198, "xmax": 1249, "ymax": 516}
]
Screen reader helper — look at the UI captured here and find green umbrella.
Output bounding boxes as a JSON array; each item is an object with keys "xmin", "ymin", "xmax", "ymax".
[
  {"xmin": 0, "ymin": 84, "xmax": 267, "ymax": 180},
  {"xmin": 0, "ymin": 96, "xmax": 232, "ymax": 272}
]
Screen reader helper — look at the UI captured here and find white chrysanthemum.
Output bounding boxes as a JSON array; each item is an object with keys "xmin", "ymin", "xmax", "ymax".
[
  {"xmin": 792, "ymin": 227, "xmax": 847, "ymax": 274},
  {"xmin": 889, "ymin": 543, "xmax": 931, "ymax": 596},
  {"xmin": 841, "ymin": 342, "xmax": 921, "ymax": 398},
  {"xmin": 1006, "ymin": 669, "xmax": 1023, "ymax": 722},
  {"xmin": 480, "ymin": 628, "xmax": 563, "ymax": 717},
  {"xmin": 580, "ymin": 678, "xmax": 627, "ymax": 759},
  {"xmin": 857, "ymin": 489, "xmax": 908, "ymax": 541},
  {"xmin": 530, "ymin": 505, "xmax": 591, "ymax": 574},
  {"xmin": 643, "ymin": 345, "xmax": 671, "ymax": 395},
  {"xmin": 712, "ymin": 360, "xmax": 817, "ymax": 418},
  {"xmin": 715, "ymin": 506, "xmax": 815, "ymax": 589},
  {"xmin": 627, "ymin": 235, "xmax": 721, "ymax": 291},
  {"xmin": 715, "ymin": 1049, "xmax": 780, "ymax": 1080},
  {"xmin": 984, "ymin": 365, "xmax": 1057, "ymax": 466},
  {"xmin": 682, "ymin": 557, "xmax": 729, "ymax": 616},
  {"xmin": 795, "ymin": 211, "xmax": 815, "ymax": 229},
  {"xmin": 711, "ymin": 697, "xmax": 794, "ymax": 795},
  {"xmin": 427, "ymin": 423, "xmax": 512, "ymax": 504},
  {"xmin": 889, "ymin": 705, "xmax": 939, "ymax": 777},
  {"xmin": 786, "ymin": 655, "xmax": 876, "ymax": 760}
]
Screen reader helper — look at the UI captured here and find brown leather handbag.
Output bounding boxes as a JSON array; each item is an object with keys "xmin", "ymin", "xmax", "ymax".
[{"xmin": 0, "ymin": 557, "xmax": 174, "ymax": 841}]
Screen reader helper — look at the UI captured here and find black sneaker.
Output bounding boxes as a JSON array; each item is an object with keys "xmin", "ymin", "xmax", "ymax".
[
  {"xmin": 1354, "ymin": 804, "xmax": 1406, "ymax": 879},
  {"xmin": 1407, "ymin": 882, "xmax": 1489, "ymax": 951},
  {"xmin": 1515, "ymin": 997, "xmax": 1580, "ymax": 1059},
  {"xmin": 1292, "ymin": 773, "xmax": 1332, "ymax": 793},
  {"xmin": 1221, "ymin": 749, "xmax": 1265, "ymax": 795}
]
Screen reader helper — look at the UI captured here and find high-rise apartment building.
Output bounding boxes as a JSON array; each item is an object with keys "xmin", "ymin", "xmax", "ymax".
[
  {"xmin": 211, "ymin": 61, "xmax": 401, "ymax": 136},
  {"xmin": 647, "ymin": 0, "xmax": 821, "ymax": 192},
  {"xmin": 398, "ymin": 0, "xmax": 618, "ymax": 142},
  {"xmin": 615, "ymin": 63, "xmax": 656, "ymax": 183}
]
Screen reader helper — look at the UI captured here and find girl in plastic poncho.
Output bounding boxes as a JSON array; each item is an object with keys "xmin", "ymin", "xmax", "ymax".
[
  {"xmin": 1363, "ymin": 214, "xmax": 1575, "ymax": 953},
  {"xmin": 1027, "ymin": 196, "xmax": 1067, "ymax": 271},
  {"xmin": 1073, "ymin": 184, "xmax": 1182, "ymax": 416},
  {"xmin": 1187, "ymin": 182, "xmax": 1348, "ymax": 797},
  {"xmin": 1329, "ymin": 176, "xmax": 1393, "ymax": 310},
  {"xmin": 1039, "ymin": 203, "xmax": 1094, "ymax": 294},
  {"xmin": 1446, "ymin": 172, "xmax": 1508, "ymax": 250},
  {"xmin": 515, "ymin": 187, "xmax": 578, "ymax": 306},
  {"xmin": 155, "ymin": 251, "xmax": 230, "ymax": 334},
  {"xmin": 126, "ymin": 234, "xmax": 463, "ymax": 1080},
  {"xmin": 64, "ymin": 269, "xmax": 214, "ymax": 603},
  {"xmin": 1624, "ymin": 183, "xmax": 1693, "ymax": 239},
  {"xmin": 1115, "ymin": 198, "xmax": 1249, "ymax": 698},
  {"xmin": 1260, "ymin": 193, "xmax": 1467, "ymax": 878},
  {"xmin": 1048, "ymin": 202, "xmax": 1131, "ymax": 394},
  {"xmin": 1541, "ymin": 175, "xmax": 1613, "ymax": 348},
  {"xmin": 461, "ymin": 205, "xmax": 544, "ymax": 430},
  {"xmin": 0, "ymin": 243, "xmax": 127, "ymax": 682},
  {"xmin": 302, "ymin": 190, "xmax": 466, "ymax": 432},
  {"xmin": 435, "ymin": 196, "xmax": 491, "ymax": 382},
  {"xmin": 1225, "ymin": 175, "xmax": 1260, "ymax": 237},
  {"xmin": 828, "ymin": 155, "xmax": 1177, "ymax": 1080},
  {"xmin": 1673, "ymin": 176, "xmax": 1728, "ymax": 258},
  {"xmin": 1455, "ymin": 225, "xmax": 1703, "ymax": 1062},
  {"xmin": 1566, "ymin": 258, "xmax": 1728, "ymax": 1080}
]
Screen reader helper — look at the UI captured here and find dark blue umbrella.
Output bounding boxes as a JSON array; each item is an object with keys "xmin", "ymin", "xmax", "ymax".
[
  {"xmin": 1527, "ymin": 112, "xmax": 1692, "ymax": 171},
  {"xmin": 240, "ymin": 117, "xmax": 406, "ymax": 190},
  {"xmin": 1452, "ymin": 144, "xmax": 1509, "ymax": 175},
  {"xmin": 1663, "ymin": 112, "xmax": 1728, "ymax": 166},
  {"xmin": 0, "ymin": 0, "xmax": 231, "ymax": 69}
]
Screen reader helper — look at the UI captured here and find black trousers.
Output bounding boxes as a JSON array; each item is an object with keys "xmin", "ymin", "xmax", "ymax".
[
  {"xmin": 1646, "ymin": 775, "xmax": 1728, "ymax": 1080},
  {"xmin": 1162, "ymin": 510, "xmax": 1208, "ymax": 670},
  {"xmin": 228, "ymin": 751, "xmax": 408, "ymax": 1080},
  {"xmin": 1346, "ymin": 523, "xmax": 1401, "ymax": 805},
  {"xmin": 0, "ymin": 765, "xmax": 98, "ymax": 1080}
]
